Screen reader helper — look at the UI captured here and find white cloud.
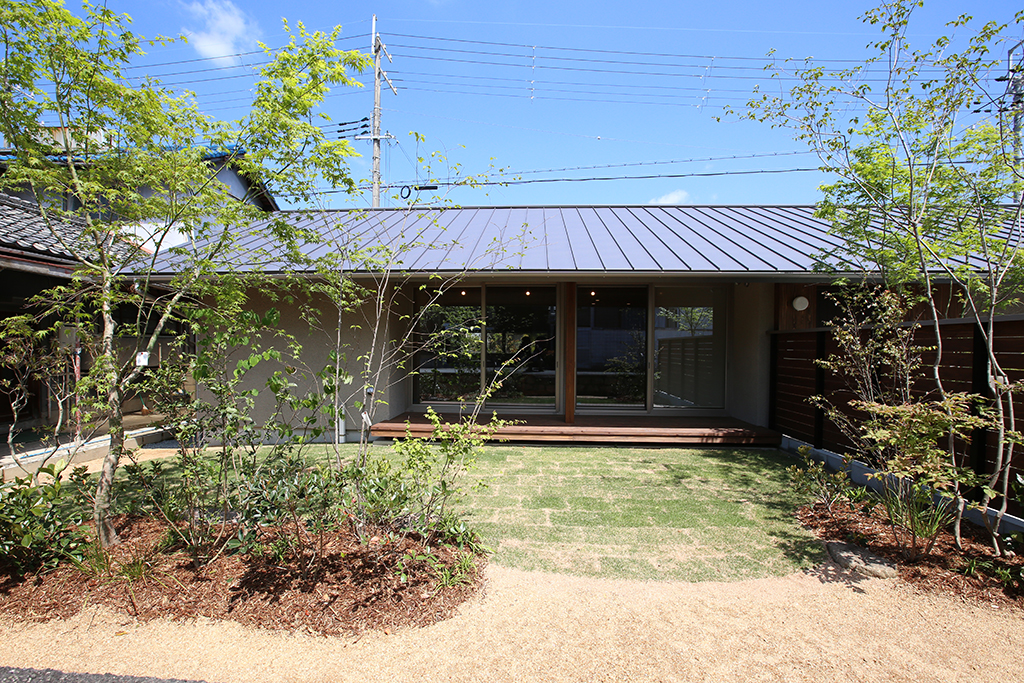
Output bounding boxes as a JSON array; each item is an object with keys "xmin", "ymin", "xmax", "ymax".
[
  {"xmin": 182, "ymin": 0, "xmax": 261, "ymax": 65},
  {"xmin": 648, "ymin": 189, "xmax": 691, "ymax": 205}
]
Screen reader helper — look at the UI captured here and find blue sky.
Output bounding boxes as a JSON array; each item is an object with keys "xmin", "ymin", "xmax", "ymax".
[{"xmin": 83, "ymin": 0, "xmax": 1024, "ymax": 209}]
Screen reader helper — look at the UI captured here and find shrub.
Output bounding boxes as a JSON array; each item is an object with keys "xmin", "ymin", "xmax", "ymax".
[
  {"xmin": 874, "ymin": 476, "xmax": 955, "ymax": 561},
  {"xmin": 0, "ymin": 465, "xmax": 89, "ymax": 575},
  {"xmin": 233, "ymin": 452, "xmax": 346, "ymax": 570},
  {"xmin": 858, "ymin": 395, "xmax": 986, "ymax": 561},
  {"xmin": 347, "ymin": 407, "xmax": 497, "ymax": 548},
  {"xmin": 787, "ymin": 446, "xmax": 864, "ymax": 521}
]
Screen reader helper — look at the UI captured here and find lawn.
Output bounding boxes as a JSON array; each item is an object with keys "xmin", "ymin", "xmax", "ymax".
[
  {"xmin": 104, "ymin": 441, "xmax": 822, "ymax": 583},
  {"xmin": 461, "ymin": 444, "xmax": 823, "ymax": 581}
]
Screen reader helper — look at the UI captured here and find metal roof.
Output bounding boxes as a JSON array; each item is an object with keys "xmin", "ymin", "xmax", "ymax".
[
  {"xmin": 155, "ymin": 205, "xmax": 859, "ymax": 277},
  {"xmin": 0, "ymin": 142, "xmax": 245, "ymax": 165}
]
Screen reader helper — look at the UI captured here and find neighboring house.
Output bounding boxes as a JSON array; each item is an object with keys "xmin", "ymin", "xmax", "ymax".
[
  {"xmin": 152, "ymin": 204, "xmax": 867, "ymax": 445},
  {"xmin": 0, "ymin": 194, "xmax": 85, "ymax": 426},
  {"xmin": 0, "ymin": 193, "xmax": 161, "ymax": 427},
  {"xmin": 0, "ymin": 128, "xmax": 279, "ymax": 216},
  {"xmin": 0, "ymin": 134, "xmax": 280, "ymax": 458}
]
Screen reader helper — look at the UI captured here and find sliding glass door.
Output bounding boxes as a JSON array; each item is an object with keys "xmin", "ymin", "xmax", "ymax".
[
  {"xmin": 413, "ymin": 286, "xmax": 557, "ymax": 407},
  {"xmin": 413, "ymin": 283, "xmax": 727, "ymax": 413},
  {"xmin": 485, "ymin": 287, "xmax": 557, "ymax": 405},
  {"xmin": 576, "ymin": 287, "xmax": 647, "ymax": 408},
  {"xmin": 653, "ymin": 286, "xmax": 726, "ymax": 409},
  {"xmin": 413, "ymin": 288, "xmax": 484, "ymax": 403}
]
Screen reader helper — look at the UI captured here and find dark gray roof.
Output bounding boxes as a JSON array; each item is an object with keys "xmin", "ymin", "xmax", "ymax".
[
  {"xmin": 0, "ymin": 193, "xmax": 140, "ymax": 266},
  {"xmin": 156, "ymin": 205, "xmax": 856, "ymax": 277},
  {"xmin": 0, "ymin": 194, "xmax": 82, "ymax": 262}
]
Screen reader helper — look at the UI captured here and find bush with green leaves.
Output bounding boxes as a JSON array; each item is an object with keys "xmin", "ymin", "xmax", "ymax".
[
  {"xmin": 873, "ymin": 476, "xmax": 956, "ymax": 561},
  {"xmin": 787, "ymin": 446, "xmax": 860, "ymax": 519},
  {"xmin": 232, "ymin": 451, "xmax": 346, "ymax": 571},
  {"xmin": 0, "ymin": 465, "xmax": 89, "ymax": 575},
  {"xmin": 347, "ymin": 407, "xmax": 501, "ymax": 548},
  {"xmin": 856, "ymin": 395, "xmax": 988, "ymax": 561}
]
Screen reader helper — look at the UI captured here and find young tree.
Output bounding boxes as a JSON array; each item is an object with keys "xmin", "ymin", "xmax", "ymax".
[
  {"xmin": 734, "ymin": 1, "xmax": 1024, "ymax": 553},
  {"xmin": 0, "ymin": 315, "xmax": 101, "ymax": 482},
  {"xmin": 296, "ymin": 188, "xmax": 528, "ymax": 468},
  {"xmin": 0, "ymin": 0, "xmax": 368, "ymax": 546}
]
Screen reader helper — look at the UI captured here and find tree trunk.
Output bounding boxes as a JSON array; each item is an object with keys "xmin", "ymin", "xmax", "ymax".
[{"xmin": 93, "ymin": 384, "xmax": 123, "ymax": 547}]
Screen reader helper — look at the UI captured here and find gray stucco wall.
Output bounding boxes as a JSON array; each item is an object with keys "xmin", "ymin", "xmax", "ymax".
[
  {"xmin": 222, "ymin": 279, "xmax": 775, "ymax": 437},
  {"xmin": 725, "ymin": 282, "xmax": 773, "ymax": 426},
  {"xmin": 204, "ymin": 285, "xmax": 414, "ymax": 443}
]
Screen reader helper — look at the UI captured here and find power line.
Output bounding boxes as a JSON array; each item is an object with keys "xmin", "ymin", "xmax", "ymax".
[
  {"xmin": 391, "ymin": 69, "xmax": 758, "ymax": 94},
  {"xmin": 391, "ymin": 84, "xmax": 784, "ymax": 107},
  {"xmin": 387, "ymin": 32, "xmax": 862, "ymax": 62},
  {"xmin": 296, "ymin": 167, "xmax": 821, "ymax": 196},
  {"xmin": 384, "ymin": 36, "xmax": 958, "ymax": 75},
  {"xmin": 390, "ymin": 76, "xmax": 722, "ymax": 101},
  {"xmin": 386, "ymin": 19, "xmax": 888, "ymax": 38},
  {"xmin": 389, "ymin": 42, "xmax": 921, "ymax": 76},
  {"xmin": 492, "ymin": 150, "xmax": 814, "ymax": 177},
  {"xmin": 393, "ymin": 52, "xmax": 960, "ymax": 84},
  {"xmin": 107, "ymin": 30, "xmax": 980, "ymax": 92},
  {"xmin": 120, "ymin": 34, "xmax": 369, "ymax": 71}
]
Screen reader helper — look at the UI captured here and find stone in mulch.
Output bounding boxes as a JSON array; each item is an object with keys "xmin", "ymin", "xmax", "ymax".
[{"xmin": 826, "ymin": 541, "xmax": 899, "ymax": 579}]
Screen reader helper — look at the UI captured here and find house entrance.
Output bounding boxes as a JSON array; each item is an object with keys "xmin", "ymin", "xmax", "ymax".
[
  {"xmin": 412, "ymin": 286, "xmax": 557, "ymax": 408},
  {"xmin": 576, "ymin": 286, "xmax": 647, "ymax": 409}
]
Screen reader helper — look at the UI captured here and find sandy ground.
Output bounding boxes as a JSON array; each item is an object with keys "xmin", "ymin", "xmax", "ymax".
[
  {"xmin": 0, "ymin": 561, "xmax": 1021, "ymax": 683},
  {"xmin": 80, "ymin": 447, "xmax": 180, "ymax": 474}
]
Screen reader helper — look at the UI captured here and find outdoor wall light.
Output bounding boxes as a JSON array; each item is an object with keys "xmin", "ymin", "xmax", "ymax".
[
  {"xmin": 791, "ymin": 295, "xmax": 810, "ymax": 312},
  {"xmin": 460, "ymin": 290, "xmax": 466, "ymax": 296}
]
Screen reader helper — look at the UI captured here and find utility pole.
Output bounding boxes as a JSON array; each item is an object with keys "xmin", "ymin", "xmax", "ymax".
[
  {"xmin": 1009, "ymin": 41, "xmax": 1024, "ymax": 205},
  {"xmin": 357, "ymin": 15, "xmax": 397, "ymax": 208}
]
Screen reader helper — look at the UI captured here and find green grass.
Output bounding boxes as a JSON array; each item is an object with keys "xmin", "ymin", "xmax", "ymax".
[
  {"xmin": 95, "ymin": 441, "xmax": 820, "ymax": 583},
  {"xmin": 461, "ymin": 444, "xmax": 823, "ymax": 582}
]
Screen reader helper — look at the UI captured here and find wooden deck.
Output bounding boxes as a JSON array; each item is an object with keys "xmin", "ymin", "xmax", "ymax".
[{"xmin": 371, "ymin": 412, "xmax": 781, "ymax": 446}]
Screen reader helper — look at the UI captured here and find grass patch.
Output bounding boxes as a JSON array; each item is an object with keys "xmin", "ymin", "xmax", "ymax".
[
  {"xmin": 85, "ymin": 441, "xmax": 819, "ymax": 583},
  {"xmin": 462, "ymin": 445, "xmax": 822, "ymax": 581}
]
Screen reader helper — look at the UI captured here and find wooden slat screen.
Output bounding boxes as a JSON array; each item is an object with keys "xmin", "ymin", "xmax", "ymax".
[{"xmin": 771, "ymin": 317, "xmax": 1024, "ymax": 515}]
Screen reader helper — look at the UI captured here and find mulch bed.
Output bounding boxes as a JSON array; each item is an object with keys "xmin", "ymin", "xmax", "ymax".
[
  {"xmin": 799, "ymin": 501, "xmax": 1024, "ymax": 610},
  {"xmin": 4, "ymin": 506, "xmax": 1021, "ymax": 636},
  {"xmin": 0, "ymin": 515, "xmax": 484, "ymax": 636}
]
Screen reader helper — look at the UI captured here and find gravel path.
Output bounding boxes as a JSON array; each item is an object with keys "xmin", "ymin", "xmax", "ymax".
[{"xmin": 1, "ymin": 561, "xmax": 1021, "ymax": 682}]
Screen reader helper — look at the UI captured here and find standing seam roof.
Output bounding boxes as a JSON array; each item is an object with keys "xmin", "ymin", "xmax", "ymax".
[{"xmin": 151, "ymin": 205, "xmax": 867, "ymax": 275}]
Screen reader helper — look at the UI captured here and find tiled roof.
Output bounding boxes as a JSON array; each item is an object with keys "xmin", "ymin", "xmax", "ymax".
[
  {"xmin": 154, "ymin": 205, "xmax": 854, "ymax": 277},
  {"xmin": 0, "ymin": 194, "xmax": 138, "ymax": 265}
]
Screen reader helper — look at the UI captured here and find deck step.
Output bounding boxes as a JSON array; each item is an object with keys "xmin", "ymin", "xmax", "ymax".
[{"xmin": 371, "ymin": 413, "xmax": 781, "ymax": 446}]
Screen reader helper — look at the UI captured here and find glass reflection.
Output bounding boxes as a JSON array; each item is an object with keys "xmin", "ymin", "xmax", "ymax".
[
  {"xmin": 485, "ymin": 287, "xmax": 556, "ymax": 404},
  {"xmin": 653, "ymin": 287, "xmax": 726, "ymax": 408},
  {"xmin": 414, "ymin": 289, "xmax": 483, "ymax": 403},
  {"xmin": 576, "ymin": 287, "xmax": 647, "ymax": 407}
]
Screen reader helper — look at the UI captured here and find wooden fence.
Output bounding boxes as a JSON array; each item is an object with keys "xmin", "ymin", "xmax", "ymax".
[{"xmin": 770, "ymin": 317, "xmax": 1024, "ymax": 512}]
